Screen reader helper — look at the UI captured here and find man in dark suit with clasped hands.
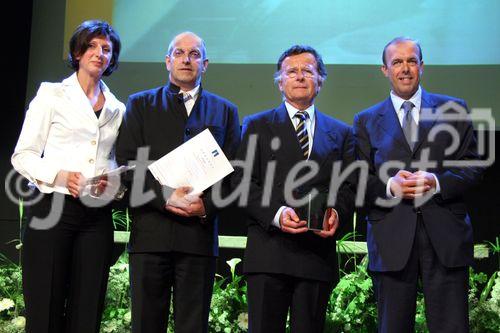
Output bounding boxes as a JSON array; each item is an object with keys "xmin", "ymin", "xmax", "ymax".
[{"xmin": 353, "ymin": 37, "xmax": 483, "ymax": 332}]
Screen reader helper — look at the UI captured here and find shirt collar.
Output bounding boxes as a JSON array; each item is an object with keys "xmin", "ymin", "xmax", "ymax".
[
  {"xmin": 180, "ymin": 85, "xmax": 200, "ymax": 101},
  {"xmin": 284, "ymin": 101, "xmax": 315, "ymax": 122},
  {"xmin": 390, "ymin": 86, "xmax": 422, "ymax": 112}
]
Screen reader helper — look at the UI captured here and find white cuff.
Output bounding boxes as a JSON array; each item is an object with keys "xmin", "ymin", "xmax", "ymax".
[
  {"xmin": 386, "ymin": 177, "xmax": 396, "ymax": 198},
  {"xmin": 272, "ymin": 206, "xmax": 287, "ymax": 228},
  {"xmin": 431, "ymin": 173, "xmax": 441, "ymax": 194}
]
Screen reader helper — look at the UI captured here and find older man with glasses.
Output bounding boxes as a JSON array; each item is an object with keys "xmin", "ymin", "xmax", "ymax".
[{"xmin": 232, "ymin": 45, "xmax": 355, "ymax": 333}]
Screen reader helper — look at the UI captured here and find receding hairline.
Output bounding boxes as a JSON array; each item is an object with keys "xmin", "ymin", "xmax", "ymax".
[
  {"xmin": 167, "ymin": 31, "xmax": 207, "ymax": 59},
  {"xmin": 382, "ymin": 37, "xmax": 423, "ymax": 65}
]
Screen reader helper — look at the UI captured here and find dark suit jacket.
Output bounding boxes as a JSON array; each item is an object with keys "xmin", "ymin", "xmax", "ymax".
[
  {"xmin": 233, "ymin": 104, "xmax": 355, "ymax": 282},
  {"xmin": 353, "ymin": 90, "xmax": 483, "ymax": 272},
  {"xmin": 115, "ymin": 83, "xmax": 240, "ymax": 256}
]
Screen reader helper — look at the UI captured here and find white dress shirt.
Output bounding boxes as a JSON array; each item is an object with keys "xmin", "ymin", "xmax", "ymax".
[
  {"xmin": 11, "ymin": 73, "xmax": 125, "ymax": 195},
  {"xmin": 180, "ymin": 85, "xmax": 200, "ymax": 116},
  {"xmin": 386, "ymin": 86, "xmax": 440, "ymax": 197}
]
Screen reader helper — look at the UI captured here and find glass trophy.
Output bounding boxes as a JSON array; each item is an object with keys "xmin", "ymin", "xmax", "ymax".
[{"xmin": 294, "ymin": 192, "xmax": 330, "ymax": 231}]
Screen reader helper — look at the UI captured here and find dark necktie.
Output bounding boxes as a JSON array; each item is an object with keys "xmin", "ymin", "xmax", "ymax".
[
  {"xmin": 402, "ymin": 101, "xmax": 417, "ymax": 150},
  {"xmin": 294, "ymin": 110, "xmax": 309, "ymax": 159}
]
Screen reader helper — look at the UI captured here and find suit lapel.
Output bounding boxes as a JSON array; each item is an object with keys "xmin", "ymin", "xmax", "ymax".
[
  {"xmin": 271, "ymin": 104, "xmax": 304, "ymax": 161},
  {"xmin": 98, "ymin": 81, "xmax": 120, "ymax": 126},
  {"xmin": 413, "ymin": 89, "xmax": 439, "ymax": 153},
  {"xmin": 62, "ymin": 73, "xmax": 99, "ymax": 124},
  {"xmin": 376, "ymin": 98, "xmax": 412, "ymax": 153},
  {"xmin": 310, "ymin": 111, "xmax": 337, "ymax": 169}
]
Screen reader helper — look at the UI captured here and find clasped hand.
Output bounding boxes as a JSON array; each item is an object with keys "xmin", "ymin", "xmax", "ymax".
[
  {"xmin": 164, "ymin": 186, "xmax": 206, "ymax": 218},
  {"xmin": 390, "ymin": 170, "xmax": 436, "ymax": 199}
]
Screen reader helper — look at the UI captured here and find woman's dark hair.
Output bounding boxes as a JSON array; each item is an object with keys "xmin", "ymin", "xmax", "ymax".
[{"xmin": 68, "ymin": 20, "xmax": 121, "ymax": 76}]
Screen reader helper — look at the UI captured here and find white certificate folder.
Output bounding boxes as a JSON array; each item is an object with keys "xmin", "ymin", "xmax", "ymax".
[{"xmin": 148, "ymin": 128, "xmax": 234, "ymax": 194}]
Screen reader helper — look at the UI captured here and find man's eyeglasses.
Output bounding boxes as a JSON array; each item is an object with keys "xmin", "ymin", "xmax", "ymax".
[
  {"xmin": 283, "ymin": 67, "xmax": 317, "ymax": 78},
  {"xmin": 172, "ymin": 48, "xmax": 203, "ymax": 60}
]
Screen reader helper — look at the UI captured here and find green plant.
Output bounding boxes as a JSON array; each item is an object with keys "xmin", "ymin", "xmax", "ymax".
[
  {"xmin": 209, "ymin": 258, "xmax": 248, "ymax": 332},
  {"xmin": 1, "ymin": 252, "xmax": 498, "ymax": 333},
  {"xmin": 485, "ymin": 237, "xmax": 500, "ymax": 271},
  {"xmin": 336, "ymin": 231, "xmax": 360, "ymax": 273},
  {"xmin": 100, "ymin": 255, "xmax": 131, "ymax": 332},
  {"xmin": 325, "ymin": 255, "xmax": 377, "ymax": 332},
  {"xmin": 0, "ymin": 255, "xmax": 24, "ymax": 333},
  {"xmin": 111, "ymin": 208, "xmax": 131, "ymax": 231}
]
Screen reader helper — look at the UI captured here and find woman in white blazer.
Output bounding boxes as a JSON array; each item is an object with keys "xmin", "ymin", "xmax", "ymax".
[{"xmin": 11, "ymin": 20, "xmax": 125, "ymax": 333}]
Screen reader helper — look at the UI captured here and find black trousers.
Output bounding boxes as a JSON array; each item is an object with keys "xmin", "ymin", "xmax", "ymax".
[
  {"xmin": 22, "ymin": 192, "xmax": 113, "ymax": 333},
  {"xmin": 371, "ymin": 214, "xmax": 469, "ymax": 333},
  {"xmin": 129, "ymin": 251, "xmax": 216, "ymax": 333},
  {"xmin": 247, "ymin": 273, "xmax": 333, "ymax": 333}
]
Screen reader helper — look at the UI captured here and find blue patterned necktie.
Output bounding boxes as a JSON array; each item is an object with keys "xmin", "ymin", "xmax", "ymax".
[
  {"xmin": 402, "ymin": 101, "xmax": 417, "ymax": 150},
  {"xmin": 295, "ymin": 110, "xmax": 309, "ymax": 159}
]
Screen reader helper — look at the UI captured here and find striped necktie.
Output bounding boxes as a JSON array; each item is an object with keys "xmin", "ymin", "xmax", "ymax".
[
  {"xmin": 182, "ymin": 92, "xmax": 192, "ymax": 103},
  {"xmin": 294, "ymin": 110, "xmax": 309, "ymax": 159}
]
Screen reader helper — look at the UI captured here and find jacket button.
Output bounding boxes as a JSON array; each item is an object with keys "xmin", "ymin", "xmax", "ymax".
[
  {"xmin": 185, "ymin": 128, "xmax": 191, "ymax": 136},
  {"xmin": 91, "ymin": 140, "xmax": 96, "ymax": 145},
  {"xmin": 88, "ymin": 159, "xmax": 94, "ymax": 164}
]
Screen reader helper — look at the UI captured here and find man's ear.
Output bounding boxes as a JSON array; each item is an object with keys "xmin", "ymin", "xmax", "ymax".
[
  {"xmin": 381, "ymin": 65, "xmax": 389, "ymax": 78},
  {"xmin": 278, "ymin": 77, "xmax": 284, "ymax": 93},
  {"xmin": 165, "ymin": 55, "xmax": 172, "ymax": 71},
  {"xmin": 202, "ymin": 59, "xmax": 209, "ymax": 73},
  {"xmin": 316, "ymin": 78, "xmax": 323, "ymax": 94},
  {"xmin": 419, "ymin": 61, "xmax": 424, "ymax": 76}
]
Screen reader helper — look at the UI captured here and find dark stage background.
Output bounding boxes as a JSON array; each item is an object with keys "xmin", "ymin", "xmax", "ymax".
[{"xmin": 1, "ymin": 1, "xmax": 498, "ymax": 278}]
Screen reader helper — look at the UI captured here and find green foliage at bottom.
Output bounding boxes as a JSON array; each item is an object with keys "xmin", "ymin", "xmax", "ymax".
[{"xmin": 0, "ymin": 254, "xmax": 499, "ymax": 332}]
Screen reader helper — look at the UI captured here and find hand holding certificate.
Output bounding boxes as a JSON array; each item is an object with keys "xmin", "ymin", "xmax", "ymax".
[{"xmin": 148, "ymin": 129, "xmax": 234, "ymax": 194}]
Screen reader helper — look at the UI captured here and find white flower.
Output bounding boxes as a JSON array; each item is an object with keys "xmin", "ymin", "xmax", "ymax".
[
  {"xmin": 0, "ymin": 298, "xmax": 15, "ymax": 312},
  {"xmin": 124, "ymin": 310, "xmax": 132, "ymax": 323},
  {"xmin": 102, "ymin": 320, "xmax": 117, "ymax": 332},
  {"xmin": 237, "ymin": 312, "xmax": 248, "ymax": 330},
  {"xmin": 218, "ymin": 311, "xmax": 228, "ymax": 324},
  {"xmin": 226, "ymin": 258, "xmax": 242, "ymax": 278},
  {"xmin": 11, "ymin": 316, "xmax": 26, "ymax": 328}
]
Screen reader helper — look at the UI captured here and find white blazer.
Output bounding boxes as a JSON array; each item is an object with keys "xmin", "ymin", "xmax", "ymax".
[{"xmin": 11, "ymin": 73, "xmax": 125, "ymax": 195}]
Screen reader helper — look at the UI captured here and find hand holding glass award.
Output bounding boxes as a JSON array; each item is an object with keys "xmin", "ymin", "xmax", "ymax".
[{"xmin": 294, "ymin": 192, "xmax": 333, "ymax": 232}]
